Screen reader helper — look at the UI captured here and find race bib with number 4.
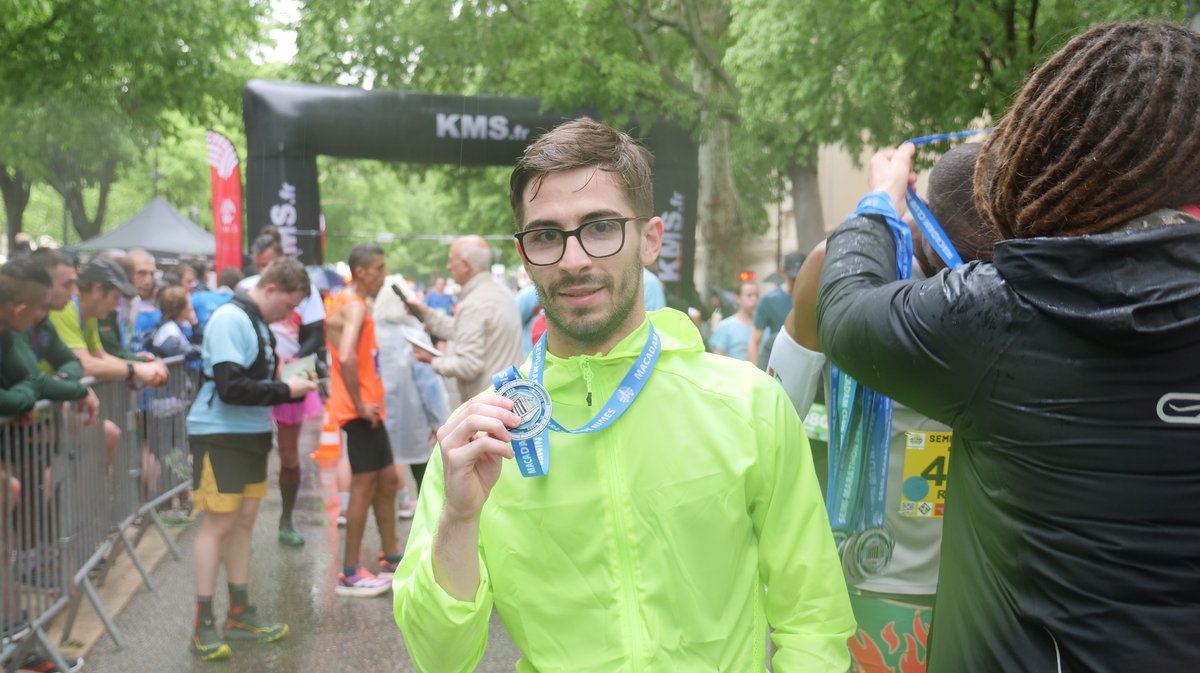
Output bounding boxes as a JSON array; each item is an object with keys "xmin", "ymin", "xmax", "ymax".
[{"xmin": 898, "ymin": 430, "xmax": 951, "ymax": 518}]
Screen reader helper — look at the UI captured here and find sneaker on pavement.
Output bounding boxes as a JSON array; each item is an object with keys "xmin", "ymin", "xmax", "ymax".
[
  {"xmin": 191, "ymin": 621, "xmax": 232, "ymax": 661},
  {"xmin": 160, "ymin": 507, "xmax": 195, "ymax": 527},
  {"xmin": 377, "ymin": 551, "xmax": 403, "ymax": 578},
  {"xmin": 397, "ymin": 499, "xmax": 417, "ymax": 519},
  {"xmin": 336, "ymin": 513, "xmax": 347, "ymax": 527},
  {"xmin": 278, "ymin": 525, "xmax": 304, "ymax": 547},
  {"xmin": 18, "ymin": 655, "xmax": 84, "ymax": 672},
  {"xmin": 335, "ymin": 566, "xmax": 391, "ymax": 598},
  {"xmin": 224, "ymin": 605, "xmax": 289, "ymax": 643}
]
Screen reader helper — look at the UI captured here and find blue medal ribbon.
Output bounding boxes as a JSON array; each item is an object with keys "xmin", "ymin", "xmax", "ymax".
[
  {"xmin": 906, "ymin": 186, "xmax": 965, "ymax": 270},
  {"xmin": 900, "ymin": 127, "xmax": 993, "ymax": 271},
  {"xmin": 826, "ymin": 191, "xmax": 914, "ymax": 578},
  {"xmin": 492, "ymin": 324, "xmax": 661, "ymax": 478}
]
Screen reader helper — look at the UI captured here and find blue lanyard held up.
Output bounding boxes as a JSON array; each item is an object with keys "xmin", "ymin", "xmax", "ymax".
[
  {"xmin": 902, "ymin": 128, "xmax": 993, "ymax": 270},
  {"xmin": 492, "ymin": 324, "xmax": 661, "ymax": 478}
]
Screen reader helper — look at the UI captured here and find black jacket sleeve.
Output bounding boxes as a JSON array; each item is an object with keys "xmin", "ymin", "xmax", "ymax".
[
  {"xmin": 212, "ymin": 362, "xmax": 293, "ymax": 407},
  {"xmin": 296, "ymin": 320, "xmax": 325, "ymax": 359},
  {"xmin": 815, "ymin": 214, "xmax": 1008, "ymax": 425}
]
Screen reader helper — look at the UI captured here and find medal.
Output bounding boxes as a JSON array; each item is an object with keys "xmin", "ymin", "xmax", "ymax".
[
  {"xmin": 496, "ymin": 378, "xmax": 552, "ymax": 441},
  {"xmin": 492, "ymin": 324, "xmax": 661, "ymax": 478}
]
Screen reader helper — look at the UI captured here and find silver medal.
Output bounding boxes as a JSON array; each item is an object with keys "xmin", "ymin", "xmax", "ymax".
[{"xmin": 497, "ymin": 378, "xmax": 553, "ymax": 441}]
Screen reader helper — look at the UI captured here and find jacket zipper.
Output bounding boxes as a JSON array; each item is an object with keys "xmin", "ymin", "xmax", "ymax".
[
  {"xmin": 600, "ymin": 367, "xmax": 641, "ymax": 670},
  {"xmin": 581, "ymin": 359, "xmax": 594, "ymax": 406}
]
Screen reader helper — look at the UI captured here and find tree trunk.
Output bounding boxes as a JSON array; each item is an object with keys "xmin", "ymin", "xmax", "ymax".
[
  {"xmin": 695, "ymin": 117, "xmax": 743, "ymax": 292},
  {"xmin": 0, "ymin": 164, "xmax": 32, "ymax": 252},
  {"xmin": 789, "ymin": 162, "xmax": 825, "ymax": 253},
  {"xmin": 47, "ymin": 150, "xmax": 117, "ymax": 242}
]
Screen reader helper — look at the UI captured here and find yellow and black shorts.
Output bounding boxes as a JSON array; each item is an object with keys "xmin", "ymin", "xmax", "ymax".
[{"xmin": 189, "ymin": 433, "xmax": 271, "ymax": 513}]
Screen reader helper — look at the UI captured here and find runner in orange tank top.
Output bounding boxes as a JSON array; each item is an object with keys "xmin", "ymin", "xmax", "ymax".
[
  {"xmin": 325, "ymin": 243, "xmax": 402, "ymax": 598},
  {"xmin": 327, "ymin": 290, "xmax": 384, "ymax": 426}
]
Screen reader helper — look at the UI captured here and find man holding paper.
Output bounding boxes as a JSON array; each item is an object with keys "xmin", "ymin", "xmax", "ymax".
[
  {"xmin": 406, "ymin": 236, "xmax": 522, "ymax": 404},
  {"xmin": 393, "ymin": 118, "xmax": 854, "ymax": 672},
  {"xmin": 186, "ymin": 259, "xmax": 318, "ymax": 661}
]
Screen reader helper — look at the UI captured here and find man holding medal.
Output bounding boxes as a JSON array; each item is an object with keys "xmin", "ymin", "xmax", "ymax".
[{"xmin": 393, "ymin": 117, "xmax": 854, "ymax": 672}]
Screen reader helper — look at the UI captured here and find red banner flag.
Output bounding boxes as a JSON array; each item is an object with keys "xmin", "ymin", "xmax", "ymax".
[{"xmin": 207, "ymin": 130, "xmax": 243, "ymax": 274}]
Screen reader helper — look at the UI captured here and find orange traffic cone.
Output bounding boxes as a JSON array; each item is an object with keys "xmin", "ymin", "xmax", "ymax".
[{"xmin": 312, "ymin": 418, "xmax": 341, "ymax": 462}]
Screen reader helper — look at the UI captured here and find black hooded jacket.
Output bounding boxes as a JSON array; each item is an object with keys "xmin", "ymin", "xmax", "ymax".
[{"xmin": 817, "ymin": 209, "xmax": 1200, "ymax": 673}]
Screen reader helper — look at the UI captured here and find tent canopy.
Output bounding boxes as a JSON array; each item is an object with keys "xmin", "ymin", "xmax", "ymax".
[{"xmin": 71, "ymin": 196, "xmax": 215, "ymax": 264}]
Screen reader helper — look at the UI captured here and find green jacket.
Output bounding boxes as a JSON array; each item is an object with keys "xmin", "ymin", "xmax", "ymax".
[
  {"xmin": 26, "ymin": 317, "xmax": 88, "ymax": 401},
  {"xmin": 0, "ymin": 331, "xmax": 43, "ymax": 415},
  {"xmin": 393, "ymin": 309, "xmax": 854, "ymax": 672}
]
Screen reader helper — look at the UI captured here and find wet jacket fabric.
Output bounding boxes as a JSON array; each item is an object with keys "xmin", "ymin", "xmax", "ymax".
[
  {"xmin": 394, "ymin": 309, "xmax": 855, "ymax": 673},
  {"xmin": 816, "ymin": 205, "xmax": 1200, "ymax": 673}
]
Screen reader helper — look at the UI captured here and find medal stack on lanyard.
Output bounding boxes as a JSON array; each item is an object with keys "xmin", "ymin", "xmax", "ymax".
[
  {"xmin": 828, "ymin": 129, "xmax": 984, "ymax": 583},
  {"xmin": 492, "ymin": 326, "xmax": 661, "ymax": 478}
]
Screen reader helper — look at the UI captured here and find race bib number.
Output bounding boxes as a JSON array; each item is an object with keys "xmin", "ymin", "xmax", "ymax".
[
  {"xmin": 803, "ymin": 403, "xmax": 829, "ymax": 443},
  {"xmin": 898, "ymin": 430, "xmax": 951, "ymax": 518}
]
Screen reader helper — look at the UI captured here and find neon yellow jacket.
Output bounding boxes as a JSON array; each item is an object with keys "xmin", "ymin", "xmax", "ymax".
[{"xmin": 393, "ymin": 309, "xmax": 854, "ymax": 672}]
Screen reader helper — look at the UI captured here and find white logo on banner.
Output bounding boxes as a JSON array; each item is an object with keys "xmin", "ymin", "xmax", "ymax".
[
  {"xmin": 436, "ymin": 113, "xmax": 530, "ymax": 141},
  {"xmin": 658, "ymin": 191, "xmax": 685, "ymax": 282}
]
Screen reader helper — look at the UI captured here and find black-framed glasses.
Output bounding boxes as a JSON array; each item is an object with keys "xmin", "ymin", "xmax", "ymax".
[{"xmin": 514, "ymin": 217, "xmax": 648, "ymax": 266}]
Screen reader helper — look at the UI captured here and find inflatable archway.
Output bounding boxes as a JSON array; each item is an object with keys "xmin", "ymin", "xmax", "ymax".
[{"xmin": 242, "ymin": 79, "xmax": 697, "ymax": 297}]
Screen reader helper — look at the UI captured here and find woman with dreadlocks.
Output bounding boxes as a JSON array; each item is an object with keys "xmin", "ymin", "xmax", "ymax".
[{"xmin": 817, "ymin": 22, "xmax": 1200, "ymax": 673}]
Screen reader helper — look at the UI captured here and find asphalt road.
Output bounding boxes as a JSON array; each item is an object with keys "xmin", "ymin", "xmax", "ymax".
[{"xmin": 84, "ymin": 441, "xmax": 522, "ymax": 673}]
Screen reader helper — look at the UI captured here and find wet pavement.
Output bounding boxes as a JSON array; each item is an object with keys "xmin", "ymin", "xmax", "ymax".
[{"xmin": 84, "ymin": 442, "xmax": 521, "ymax": 672}]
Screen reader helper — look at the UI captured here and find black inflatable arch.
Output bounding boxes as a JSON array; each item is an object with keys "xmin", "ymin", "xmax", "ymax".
[{"xmin": 242, "ymin": 79, "xmax": 697, "ymax": 297}]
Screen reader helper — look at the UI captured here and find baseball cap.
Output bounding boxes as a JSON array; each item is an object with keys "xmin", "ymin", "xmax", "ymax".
[
  {"xmin": 783, "ymin": 251, "xmax": 807, "ymax": 278},
  {"xmin": 80, "ymin": 257, "xmax": 136, "ymax": 297}
]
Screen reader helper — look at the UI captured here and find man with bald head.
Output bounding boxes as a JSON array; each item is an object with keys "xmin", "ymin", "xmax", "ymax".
[{"xmin": 410, "ymin": 236, "xmax": 522, "ymax": 404}]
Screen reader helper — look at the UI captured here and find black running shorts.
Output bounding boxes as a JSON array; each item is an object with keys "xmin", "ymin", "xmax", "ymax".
[{"xmin": 341, "ymin": 419, "xmax": 394, "ymax": 475}]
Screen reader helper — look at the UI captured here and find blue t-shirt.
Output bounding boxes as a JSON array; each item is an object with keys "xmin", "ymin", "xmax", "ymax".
[
  {"xmin": 515, "ymin": 284, "xmax": 541, "ymax": 357},
  {"xmin": 643, "ymin": 268, "xmax": 667, "ymax": 312},
  {"xmin": 133, "ymin": 306, "xmax": 161, "ymax": 352},
  {"xmin": 185, "ymin": 303, "xmax": 276, "ymax": 435},
  {"xmin": 709, "ymin": 315, "xmax": 754, "ymax": 361},
  {"xmin": 425, "ymin": 290, "xmax": 455, "ymax": 316},
  {"xmin": 191, "ymin": 290, "xmax": 234, "ymax": 328}
]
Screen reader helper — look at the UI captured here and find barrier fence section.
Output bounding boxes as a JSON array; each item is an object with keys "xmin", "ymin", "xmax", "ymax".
[{"xmin": 1, "ymin": 355, "xmax": 197, "ymax": 670}]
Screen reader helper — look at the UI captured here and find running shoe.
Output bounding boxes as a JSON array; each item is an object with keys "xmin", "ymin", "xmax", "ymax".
[
  {"xmin": 335, "ymin": 565, "xmax": 391, "ymax": 597},
  {"xmin": 397, "ymin": 499, "xmax": 417, "ymax": 519},
  {"xmin": 160, "ymin": 507, "xmax": 195, "ymax": 527},
  {"xmin": 336, "ymin": 513, "xmax": 347, "ymax": 527},
  {"xmin": 224, "ymin": 605, "xmax": 289, "ymax": 643},
  {"xmin": 377, "ymin": 551, "xmax": 403, "ymax": 578},
  {"xmin": 278, "ymin": 524, "xmax": 304, "ymax": 547},
  {"xmin": 18, "ymin": 654, "xmax": 84, "ymax": 672},
  {"xmin": 191, "ymin": 622, "xmax": 232, "ymax": 661}
]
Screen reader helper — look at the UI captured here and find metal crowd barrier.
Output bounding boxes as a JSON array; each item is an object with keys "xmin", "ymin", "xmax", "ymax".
[{"xmin": 0, "ymin": 355, "xmax": 197, "ymax": 670}]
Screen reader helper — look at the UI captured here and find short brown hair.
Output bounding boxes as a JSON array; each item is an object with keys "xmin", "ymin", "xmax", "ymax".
[
  {"xmin": 258, "ymin": 258, "xmax": 310, "ymax": 294},
  {"xmin": 157, "ymin": 285, "xmax": 191, "ymax": 321},
  {"xmin": 509, "ymin": 117, "xmax": 654, "ymax": 226}
]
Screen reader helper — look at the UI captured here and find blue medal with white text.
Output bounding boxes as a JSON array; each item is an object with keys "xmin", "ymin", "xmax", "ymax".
[{"xmin": 492, "ymin": 325, "xmax": 661, "ymax": 478}]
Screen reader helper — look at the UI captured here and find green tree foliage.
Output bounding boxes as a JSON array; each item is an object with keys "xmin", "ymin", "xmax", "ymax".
[
  {"xmin": 292, "ymin": 0, "xmax": 753, "ymax": 286},
  {"xmin": 0, "ymin": 0, "xmax": 267, "ymax": 246},
  {"xmin": 317, "ymin": 158, "xmax": 522, "ymax": 282},
  {"xmin": 728, "ymin": 0, "xmax": 1187, "ymax": 251}
]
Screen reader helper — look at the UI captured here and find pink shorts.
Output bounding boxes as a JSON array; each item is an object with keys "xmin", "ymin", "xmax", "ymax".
[{"xmin": 271, "ymin": 390, "xmax": 324, "ymax": 425}]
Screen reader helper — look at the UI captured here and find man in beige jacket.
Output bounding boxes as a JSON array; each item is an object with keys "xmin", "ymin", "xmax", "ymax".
[{"xmin": 410, "ymin": 236, "xmax": 523, "ymax": 403}]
